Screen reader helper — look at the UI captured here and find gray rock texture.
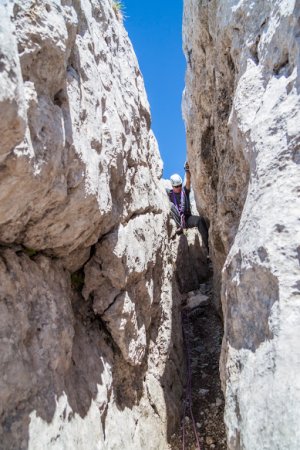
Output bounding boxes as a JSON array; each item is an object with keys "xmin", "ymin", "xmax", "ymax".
[
  {"xmin": 0, "ymin": 0, "xmax": 163, "ymax": 267},
  {"xmin": 175, "ymin": 228, "xmax": 209, "ymax": 294},
  {"xmin": 0, "ymin": 3, "xmax": 26, "ymax": 159},
  {"xmin": 0, "ymin": 1, "xmax": 211, "ymax": 448},
  {"xmin": 183, "ymin": 0, "xmax": 300, "ymax": 449}
]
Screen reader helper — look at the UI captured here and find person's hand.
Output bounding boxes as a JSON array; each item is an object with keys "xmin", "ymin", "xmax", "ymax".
[{"xmin": 184, "ymin": 161, "xmax": 190, "ymax": 172}]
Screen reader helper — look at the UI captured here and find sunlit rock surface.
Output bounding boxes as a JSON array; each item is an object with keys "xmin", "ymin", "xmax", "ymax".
[
  {"xmin": 183, "ymin": 0, "xmax": 300, "ymax": 448},
  {"xmin": 0, "ymin": 1, "xmax": 191, "ymax": 448}
]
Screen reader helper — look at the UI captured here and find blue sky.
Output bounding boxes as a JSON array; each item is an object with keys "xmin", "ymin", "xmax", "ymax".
[{"xmin": 123, "ymin": 0, "xmax": 187, "ymax": 180}]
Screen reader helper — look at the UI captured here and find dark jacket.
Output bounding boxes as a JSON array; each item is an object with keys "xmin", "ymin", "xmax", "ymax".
[{"xmin": 167, "ymin": 186, "xmax": 191, "ymax": 218}]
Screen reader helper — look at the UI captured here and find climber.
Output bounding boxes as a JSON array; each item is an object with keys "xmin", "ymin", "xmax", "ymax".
[{"xmin": 167, "ymin": 162, "xmax": 208, "ymax": 248}]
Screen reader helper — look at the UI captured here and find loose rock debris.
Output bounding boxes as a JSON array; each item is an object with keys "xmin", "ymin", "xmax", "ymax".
[{"xmin": 171, "ymin": 281, "xmax": 227, "ymax": 450}]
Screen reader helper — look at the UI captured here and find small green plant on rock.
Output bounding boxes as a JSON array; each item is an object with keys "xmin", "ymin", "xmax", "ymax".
[
  {"xmin": 23, "ymin": 247, "xmax": 38, "ymax": 258},
  {"xmin": 112, "ymin": 1, "xmax": 124, "ymax": 20}
]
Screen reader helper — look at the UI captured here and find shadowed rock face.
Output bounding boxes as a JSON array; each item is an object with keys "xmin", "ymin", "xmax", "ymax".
[
  {"xmin": 175, "ymin": 229, "xmax": 209, "ymax": 294},
  {"xmin": 183, "ymin": 0, "xmax": 300, "ymax": 448},
  {"xmin": 0, "ymin": 1, "xmax": 210, "ymax": 448}
]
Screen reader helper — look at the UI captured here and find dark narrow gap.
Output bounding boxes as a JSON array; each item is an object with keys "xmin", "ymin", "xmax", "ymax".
[{"xmin": 171, "ymin": 266, "xmax": 226, "ymax": 450}]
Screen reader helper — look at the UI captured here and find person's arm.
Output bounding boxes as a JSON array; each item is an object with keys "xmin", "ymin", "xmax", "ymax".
[{"xmin": 184, "ymin": 161, "xmax": 191, "ymax": 191}]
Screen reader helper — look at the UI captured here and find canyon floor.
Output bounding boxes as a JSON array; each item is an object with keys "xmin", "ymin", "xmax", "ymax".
[{"xmin": 171, "ymin": 279, "xmax": 226, "ymax": 450}]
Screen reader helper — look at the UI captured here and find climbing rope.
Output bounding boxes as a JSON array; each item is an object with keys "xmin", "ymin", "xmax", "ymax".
[{"xmin": 181, "ymin": 308, "xmax": 202, "ymax": 450}]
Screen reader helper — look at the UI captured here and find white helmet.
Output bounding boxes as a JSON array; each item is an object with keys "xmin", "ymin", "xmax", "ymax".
[{"xmin": 170, "ymin": 173, "xmax": 183, "ymax": 187}]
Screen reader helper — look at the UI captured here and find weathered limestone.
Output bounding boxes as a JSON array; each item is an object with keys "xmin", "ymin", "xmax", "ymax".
[
  {"xmin": 0, "ymin": 0, "xmax": 194, "ymax": 448},
  {"xmin": 0, "ymin": 3, "xmax": 26, "ymax": 159},
  {"xmin": 175, "ymin": 228, "xmax": 209, "ymax": 293},
  {"xmin": 0, "ymin": 0, "xmax": 162, "ymax": 265},
  {"xmin": 183, "ymin": 0, "xmax": 300, "ymax": 449}
]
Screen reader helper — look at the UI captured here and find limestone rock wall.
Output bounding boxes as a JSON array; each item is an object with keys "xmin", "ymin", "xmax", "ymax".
[
  {"xmin": 0, "ymin": 1, "xmax": 187, "ymax": 448},
  {"xmin": 183, "ymin": 0, "xmax": 300, "ymax": 449}
]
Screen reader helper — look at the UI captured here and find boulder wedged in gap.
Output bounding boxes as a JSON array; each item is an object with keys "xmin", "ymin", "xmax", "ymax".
[{"xmin": 174, "ymin": 228, "xmax": 209, "ymax": 294}]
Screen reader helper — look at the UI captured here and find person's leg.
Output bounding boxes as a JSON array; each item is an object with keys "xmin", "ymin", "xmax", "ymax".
[
  {"xmin": 186, "ymin": 215, "xmax": 209, "ymax": 248},
  {"xmin": 170, "ymin": 203, "xmax": 181, "ymax": 228}
]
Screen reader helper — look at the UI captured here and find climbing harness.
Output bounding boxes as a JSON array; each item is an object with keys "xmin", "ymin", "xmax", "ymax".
[
  {"xmin": 181, "ymin": 308, "xmax": 202, "ymax": 450},
  {"xmin": 172, "ymin": 190, "xmax": 187, "ymax": 229}
]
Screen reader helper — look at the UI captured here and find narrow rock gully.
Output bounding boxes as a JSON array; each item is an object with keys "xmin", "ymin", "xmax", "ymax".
[{"xmin": 171, "ymin": 275, "xmax": 226, "ymax": 450}]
